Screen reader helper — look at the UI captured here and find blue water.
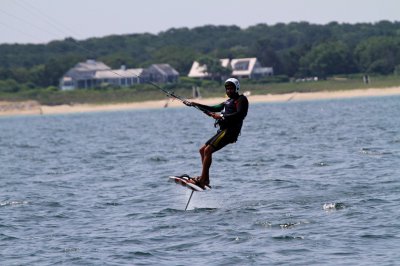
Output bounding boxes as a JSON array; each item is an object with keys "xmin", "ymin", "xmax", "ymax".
[{"xmin": 1, "ymin": 96, "xmax": 400, "ymax": 265}]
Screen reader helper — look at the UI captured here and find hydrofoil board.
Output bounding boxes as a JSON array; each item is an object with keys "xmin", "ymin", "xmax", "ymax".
[{"xmin": 169, "ymin": 175, "xmax": 211, "ymax": 192}]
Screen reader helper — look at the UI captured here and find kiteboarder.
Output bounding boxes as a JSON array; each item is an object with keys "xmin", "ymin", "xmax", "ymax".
[{"xmin": 184, "ymin": 78, "xmax": 249, "ymax": 189}]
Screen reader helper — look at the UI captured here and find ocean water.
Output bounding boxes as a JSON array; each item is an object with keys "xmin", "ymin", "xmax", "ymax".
[{"xmin": 1, "ymin": 95, "xmax": 400, "ymax": 265}]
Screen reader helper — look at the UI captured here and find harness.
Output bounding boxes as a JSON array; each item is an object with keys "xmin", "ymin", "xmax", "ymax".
[{"xmin": 215, "ymin": 95, "xmax": 244, "ymax": 128}]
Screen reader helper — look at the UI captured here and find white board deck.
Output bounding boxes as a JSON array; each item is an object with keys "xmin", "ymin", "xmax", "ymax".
[{"xmin": 169, "ymin": 175, "xmax": 211, "ymax": 192}]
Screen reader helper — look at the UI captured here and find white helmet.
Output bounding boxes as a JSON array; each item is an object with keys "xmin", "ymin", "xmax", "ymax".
[{"xmin": 224, "ymin": 78, "xmax": 240, "ymax": 93}]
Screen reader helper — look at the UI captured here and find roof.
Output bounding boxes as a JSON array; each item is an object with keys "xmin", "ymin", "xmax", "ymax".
[
  {"xmin": 65, "ymin": 70, "xmax": 96, "ymax": 80},
  {"xmin": 95, "ymin": 68, "xmax": 143, "ymax": 79},
  {"xmin": 64, "ymin": 59, "xmax": 111, "ymax": 80},
  {"xmin": 188, "ymin": 61, "xmax": 209, "ymax": 78},
  {"xmin": 230, "ymin": 58, "xmax": 258, "ymax": 76},
  {"xmin": 73, "ymin": 59, "xmax": 111, "ymax": 72},
  {"xmin": 220, "ymin": 58, "xmax": 230, "ymax": 68},
  {"xmin": 150, "ymin": 64, "xmax": 179, "ymax": 76}
]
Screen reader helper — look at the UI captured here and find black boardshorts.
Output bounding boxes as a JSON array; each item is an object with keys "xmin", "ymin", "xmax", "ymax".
[{"xmin": 205, "ymin": 129, "xmax": 237, "ymax": 152}]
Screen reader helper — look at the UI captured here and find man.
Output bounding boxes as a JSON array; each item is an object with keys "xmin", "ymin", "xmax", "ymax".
[{"xmin": 184, "ymin": 78, "xmax": 249, "ymax": 189}]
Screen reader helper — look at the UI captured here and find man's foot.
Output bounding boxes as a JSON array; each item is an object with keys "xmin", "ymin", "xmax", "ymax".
[
  {"xmin": 177, "ymin": 174, "xmax": 190, "ymax": 179},
  {"xmin": 188, "ymin": 177, "xmax": 211, "ymax": 189}
]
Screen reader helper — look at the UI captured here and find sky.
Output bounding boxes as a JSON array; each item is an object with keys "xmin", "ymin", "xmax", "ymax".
[{"xmin": 0, "ymin": 0, "xmax": 399, "ymax": 44}]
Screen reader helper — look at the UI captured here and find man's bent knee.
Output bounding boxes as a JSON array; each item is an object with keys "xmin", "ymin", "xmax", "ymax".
[
  {"xmin": 199, "ymin": 145, "xmax": 206, "ymax": 154},
  {"xmin": 204, "ymin": 145, "xmax": 214, "ymax": 156}
]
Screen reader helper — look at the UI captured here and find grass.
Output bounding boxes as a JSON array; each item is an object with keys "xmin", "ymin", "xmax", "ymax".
[
  {"xmin": 243, "ymin": 75, "xmax": 400, "ymax": 96},
  {"xmin": 1, "ymin": 74, "xmax": 400, "ymax": 105}
]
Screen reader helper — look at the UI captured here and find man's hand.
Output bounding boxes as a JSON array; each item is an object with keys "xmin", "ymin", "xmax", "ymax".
[
  {"xmin": 183, "ymin": 101, "xmax": 200, "ymax": 107},
  {"xmin": 183, "ymin": 100, "xmax": 193, "ymax": 107},
  {"xmin": 210, "ymin": 113, "xmax": 222, "ymax": 120}
]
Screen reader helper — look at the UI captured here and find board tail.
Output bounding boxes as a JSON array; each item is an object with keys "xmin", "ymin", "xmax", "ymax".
[{"xmin": 169, "ymin": 175, "xmax": 211, "ymax": 192}]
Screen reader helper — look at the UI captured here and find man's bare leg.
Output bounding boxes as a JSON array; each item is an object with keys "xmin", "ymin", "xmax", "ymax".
[{"xmin": 199, "ymin": 145, "xmax": 214, "ymax": 186}]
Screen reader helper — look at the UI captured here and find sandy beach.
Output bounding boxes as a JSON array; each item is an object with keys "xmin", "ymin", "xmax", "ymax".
[{"xmin": 1, "ymin": 86, "xmax": 400, "ymax": 116}]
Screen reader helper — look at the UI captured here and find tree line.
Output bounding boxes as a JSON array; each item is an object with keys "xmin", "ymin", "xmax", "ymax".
[{"xmin": 1, "ymin": 21, "xmax": 400, "ymax": 92}]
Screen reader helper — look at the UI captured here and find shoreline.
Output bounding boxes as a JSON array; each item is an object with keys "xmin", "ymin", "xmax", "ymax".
[{"xmin": 1, "ymin": 86, "xmax": 400, "ymax": 116}]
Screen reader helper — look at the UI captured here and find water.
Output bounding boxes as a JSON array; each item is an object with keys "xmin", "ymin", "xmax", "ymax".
[{"xmin": 1, "ymin": 96, "xmax": 400, "ymax": 265}]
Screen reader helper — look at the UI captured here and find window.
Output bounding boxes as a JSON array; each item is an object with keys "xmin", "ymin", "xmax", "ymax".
[
  {"xmin": 78, "ymin": 80, "xmax": 85, "ymax": 88},
  {"xmin": 233, "ymin": 61, "xmax": 249, "ymax": 71}
]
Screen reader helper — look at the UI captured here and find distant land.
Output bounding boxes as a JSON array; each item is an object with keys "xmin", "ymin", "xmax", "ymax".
[
  {"xmin": 1, "ymin": 21, "xmax": 400, "ymax": 106},
  {"xmin": 2, "ymin": 86, "xmax": 400, "ymax": 116}
]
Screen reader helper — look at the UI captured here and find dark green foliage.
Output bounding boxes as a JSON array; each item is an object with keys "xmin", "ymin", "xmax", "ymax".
[
  {"xmin": 1, "ymin": 21, "xmax": 400, "ymax": 91},
  {"xmin": 299, "ymin": 41, "xmax": 356, "ymax": 78},
  {"xmin": 354, "ymin": 36, "xmax": 400, "ymax": 74}
]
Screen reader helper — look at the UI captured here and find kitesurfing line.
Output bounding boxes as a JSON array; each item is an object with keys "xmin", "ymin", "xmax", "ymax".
[
  {"xmin": 145, "ymin": 80, "xmax": 213, "ymax": 116},
  {"xmin": 1, "ymin": 4, "xmax": 213, "ymax": 118},
  {"xmin": 14, "ymin": 0, "xmax": 84, "ymax": 40},
  {"xmin": 3, "ymin": 4, "xmax": 213, "ymax": 211},
  {"xmin": 2, "ymin": 4, "xmax": 218, "ymax": 129}
]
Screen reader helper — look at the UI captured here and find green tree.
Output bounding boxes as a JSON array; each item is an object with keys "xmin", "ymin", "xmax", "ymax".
[
  {"xmin": 299, "ymin": 41, "xmax": 355, "ymax": 77},
  {"xmin": 252, "ymin": 38, "xmax": 284, "ymax": 74},
  {"xmin": 280, "ymin": 45, "xmax": 310, "ymax": 77},
  {"xmin": 28, "ymin": 65, "xmax": 46, "ymax": 86},
  {"xmin": 355, "ymin": 36, "xmax": 400, "ymax": 74},
  {"xmin": 2, "ymin": 20, "xmax": 400, "ymax": 88},
  {"xmin": 152, "ymin": 46, "xmax": 199, "ymax": 74},
  {"xmin": 42, "ymin": 58, "xmax": 77, "ymax": 86},
  {"xmin": 0, "ymin": 79, "xmax": 21, "ymax": 93}
]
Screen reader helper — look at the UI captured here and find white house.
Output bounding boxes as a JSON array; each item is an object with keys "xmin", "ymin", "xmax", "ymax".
[{"xmin": 188, "ymin": 57, "xmax": 273, "ymax": 79}]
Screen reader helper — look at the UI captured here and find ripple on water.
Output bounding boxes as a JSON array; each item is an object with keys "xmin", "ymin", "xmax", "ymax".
[
  {"xmin": 0, "ymin": 200, "xmax": 29, "ymax": 207},
  {"xmin": 1, "ymin": 96, "xmax": 400, "ymax": 265}
]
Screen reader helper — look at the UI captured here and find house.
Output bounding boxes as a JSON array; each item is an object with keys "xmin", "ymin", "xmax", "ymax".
[
  {"xmin": 230, "ymin": 58, "xmax": 273, "ymax": 79},
  {"xmin": 141, "ymin": 64, "xmax": 180, "ymax": 83},
  {"xmin": 187, "ymin": 61, "xmax": 211, "ymax": 78},
  {"xmin": 187, "ymin": 57, "xmax": 273, "ymax": 79},
  {"xmin": 59, "ymin": 60, "xmax": 179, "ymax": 90},
  {"xmin": 60, "ymin": 59, "xmax": 111, "ymax": 90},
  {"xmin": 94, "ymin": 66, "xmax": 143, "ymax": 87}
]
